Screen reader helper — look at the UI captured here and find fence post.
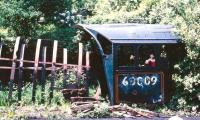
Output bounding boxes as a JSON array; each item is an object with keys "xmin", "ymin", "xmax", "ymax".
[
  {"xmin": 85, "ymin": 51, "xmax": 90, "ymax": 95},
  {"xmin": 41, "ymin": 46, "xmax": 47, "ymax": 103},
  {"xmin": 8, "ymin": 37, "xmax": 20, "ymax": 102},
  {"xmin": 32, "ymin": 39, "xmax": 41, "ymax": 103},
  {"xmin": 0, "ymin": 42, "xmax": 3, "ymax": 58},
  {"xmin": 49, "ymin": 40, "xmax": 58, "ymax": 103},
  {"xmin": 18, "ymin": 44, "xmax": 25, "ymax": 101},
  {"xmin": 86, "ymin": 51, "xmax": 90, "ymax": 70},
  {"xmin": 63, "ymin": 48, "xmax": 68, "ymax": 88},
  {"xmin": 77, "ymin": 43, "xmax": 83, "ymax": 96}
]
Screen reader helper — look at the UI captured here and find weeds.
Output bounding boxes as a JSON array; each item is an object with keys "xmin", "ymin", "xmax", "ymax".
[{"xmin": 0, "ymin": 70, "xmax": 74, "ymax": 106}]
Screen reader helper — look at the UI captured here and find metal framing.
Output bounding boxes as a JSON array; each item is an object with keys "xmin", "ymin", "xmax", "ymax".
[{"xmin": 0, "ymin": 37, "xmax": 90, "ymax": 103}]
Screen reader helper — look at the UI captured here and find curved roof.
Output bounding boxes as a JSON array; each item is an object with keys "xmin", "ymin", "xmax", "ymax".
[{"xmin": 76, "ymin": 24, "xmax": 181, "ymax": 44}]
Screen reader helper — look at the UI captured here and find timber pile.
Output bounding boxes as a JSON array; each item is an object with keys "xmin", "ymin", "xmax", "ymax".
[
  {"xmin": 70, "ymin": 97, "xmax": 158, "ymax": 118},
  {"xmin": 70, "ymin": 97, "xmax": 99, "ymax": 113},
  {"xmin": 109, "ymin": 104, "xmax": 158, "ymax": 118}
]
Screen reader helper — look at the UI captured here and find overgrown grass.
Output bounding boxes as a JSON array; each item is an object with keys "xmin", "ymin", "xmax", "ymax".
[
  {"xmin": 0, "ymin": 83, "xmax": 66, "ymax": 106},
  {"xmin": 0, "ymin": 72, "xmax": 72, "ymax": 119},
  {"xmin": 0, "ymin": 70, "xmax": 99, "ymax": 119},
  {"xmin": 0, "ymin": 69, "xmax": 95, "ymax": 106},
  {"xmin": 0, "ymin": 88, "xmax": 9, "ymax": 106},
  {"xmin": 0, "ymin": 71, "xmax": 68, "ymax": 106}
]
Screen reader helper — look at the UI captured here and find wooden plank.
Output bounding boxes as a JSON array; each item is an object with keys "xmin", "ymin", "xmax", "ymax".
[
  {"xmin": 86, "ymin": 51, "xmax": 90, "ymax": 70},
  {"xmin": 63, "ymin": 48, "xmax": 67, "ymax": 87},
  {"xmin": 52, "ymin": 41, "xmax": 58, "ymax": 63},
  {"xmin": 77, "ymin": 43, "xmax": 83, "ymax": 89},
  {"xmin": 0, "ymin": 42, "xmax": 3, "ymax": 58},
  {"xmin": 85, "ymin": 51, "xmax": 90, "ymax": 95},
  {"xmin": 49, "ymin": 40, "xmax": 58, "ymax": 103},
  {"xmin": 63, "ymin": 48, "xmax": 68, "ymax": 68},
  {"xmin": 32, "ymin": 39, "xmax": 41, "ymax": 102},
  {"xmin": 18, "ymin": 44, "xmax": 25, "ymax": 101},
  {"xmin": 77, "ymin": 43, "xmax": 83, "ymax": 74},
  {"xmin": 0, "ymin": 57, "xmax": 35, "ymax": 63},
  {"xmin": 62, "ymin": 88, "xmax": 86, "ymax": 94},
  {"xmin": 41, "ymin": 46, "xmax": 47, "ymax": 103},
  {"xmin": 8, "ymin": 36, "xmax": 20, "ymax": 101},
  {"xmin": 61, "ymin": 88, "xmax": 86, "ymax": 92},
  {"xmin": 0, "ymin": 66, "xmax": 13, "ymax": 69},
  {"xmin": 70, "ymin": 97, "xmax": 97, "ymax": 102}
]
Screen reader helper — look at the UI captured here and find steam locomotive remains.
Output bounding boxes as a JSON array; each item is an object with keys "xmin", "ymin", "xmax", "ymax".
[
  {"xmin": 0, "ymin": 24, "xmax": 183, "ymax": 105},
  {"xmin": 76, "ymin": 24, "xmax": 182, "ymax": 105}
]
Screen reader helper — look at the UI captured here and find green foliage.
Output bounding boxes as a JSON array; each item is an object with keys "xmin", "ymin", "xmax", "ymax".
[
  {"xmin": 85, "ymin": 0, "xmax": 157, "ymax": 23},
  {"xmin": 0, "ymin": 0, "xmax": 92, "ymax": 39},
  {"xmin": 0, "ymin": 0, "xmax": 40, "ymax": 37},
  {"xmin": 0, "ymin": 28, "xmax": 8, "ymax": 38},
  {"xmin": 0, "ymin": 0, "xmax": 94, "ymax": 57},
  {"xmin": 37, "ymin": 0, "xmax": 68, "ymax": 18},
  {"xmin": 146, "ymin": 0, "xmax": 200, "ymax": 111},
  {"xmin": 0, "ymin": 66, "xmax": 89, "ymax": 106},
  {"xmin": 0, "ymin": 77, "xmax": 65, "ymax": 106},
  {"xmin": 0, "ymin": 89, "xmax": 9, "ymax": 106},
  {"xmin": 168, "ymin": 74, "xmax": 200, "ymax": 111},
  {"xmin": 0, "ymin": 103, "xmax": 72, "ymax": 119}
]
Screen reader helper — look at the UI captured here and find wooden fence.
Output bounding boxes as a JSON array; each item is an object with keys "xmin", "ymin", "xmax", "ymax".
[{"xmin": 0, "ymin": 37, "xmax": 90, "ymax": 103}]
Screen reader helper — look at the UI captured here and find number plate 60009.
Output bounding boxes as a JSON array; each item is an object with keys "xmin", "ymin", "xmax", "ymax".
[{"xmin": 115, "ymin": 72, "xmax": 164, "ymax": 104}]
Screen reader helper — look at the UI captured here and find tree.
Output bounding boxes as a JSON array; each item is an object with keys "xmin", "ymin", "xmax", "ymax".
[
  {"xmin": 0, "ymin": 0, "xmax": 40, "ymax": 37},
  {"xmin": 0, "ymin": 0, "xmax": 96, "ymax": 37}
]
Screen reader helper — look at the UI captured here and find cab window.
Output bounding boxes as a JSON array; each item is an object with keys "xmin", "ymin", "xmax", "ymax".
[{"xmin": 117, "ymin": 45, "xmax": 159, "ymax": 68}]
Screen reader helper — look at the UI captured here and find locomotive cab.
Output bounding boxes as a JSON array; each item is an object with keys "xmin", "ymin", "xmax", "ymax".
[
  {"xmin": 76, "ymin": 24, "xmax": 183, "ymax": 105},
  {"xmin": 116, "ymin": 44, "xmax": 170, "ymax": 104}
]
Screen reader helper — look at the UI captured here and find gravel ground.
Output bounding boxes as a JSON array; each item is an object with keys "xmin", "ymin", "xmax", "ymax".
[
  {"xmin": 27, "ymin": 116, "xmax": 200, "ymax": 120},
  {"xmin": 77, "ymin": 117, "xmax": 200, "ymax": 120},
  {"xmin": 1, "ymin": 105, "xmax": 199, "ymax": 120}
]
